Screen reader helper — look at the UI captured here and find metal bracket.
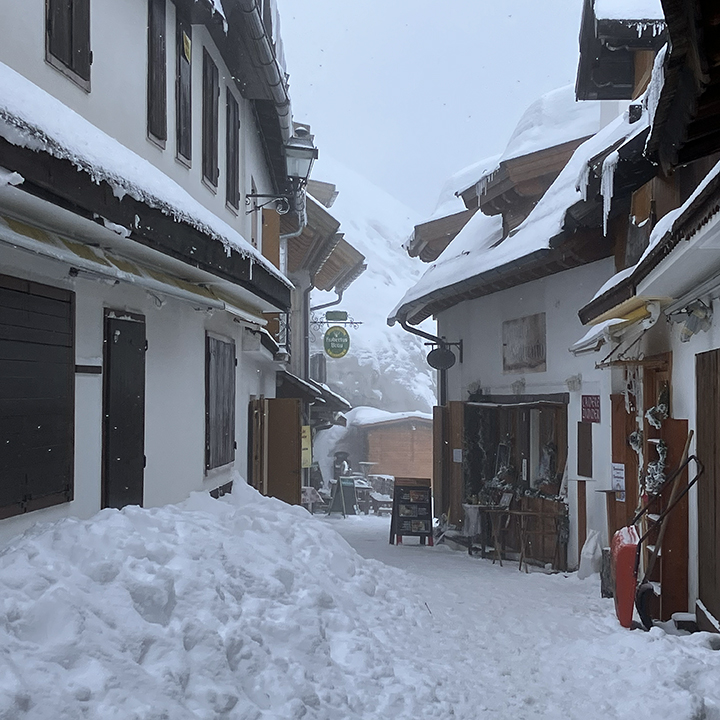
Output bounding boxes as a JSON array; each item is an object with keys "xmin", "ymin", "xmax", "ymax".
[{"xmin": 425, "ymin": 338, "xmax": 463, "ymax": 363}]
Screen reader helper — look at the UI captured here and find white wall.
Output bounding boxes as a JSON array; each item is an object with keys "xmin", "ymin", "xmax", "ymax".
[
  {"xmin": 0, "ymin": 0, "xmax": 274, "ymax": 254},
  {"xmin": 438, "ymin": 258, "xmax": 616, "ymax": 565},
  {"xmin": 0, "ymin": 240, "xmax": 278, "ymax": 546}
]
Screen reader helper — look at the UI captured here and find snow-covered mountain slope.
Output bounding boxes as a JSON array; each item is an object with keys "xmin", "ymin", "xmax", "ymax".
[{"xmin": 310, "ymin": 155, "xmax": 436, "ymax": 412}]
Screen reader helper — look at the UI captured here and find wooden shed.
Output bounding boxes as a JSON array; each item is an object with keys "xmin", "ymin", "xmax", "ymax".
[{"xmin": 356, "ymin": 412, "xmax": 433, "ymax": 480}]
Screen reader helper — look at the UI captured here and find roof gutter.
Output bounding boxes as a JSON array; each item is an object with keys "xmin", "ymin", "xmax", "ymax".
[{"xmin": 235, "ymin": 0, "xmax": 292, "ymax": 144}]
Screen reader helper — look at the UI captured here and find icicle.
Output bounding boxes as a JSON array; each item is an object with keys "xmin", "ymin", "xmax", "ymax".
[
  {"xmin": 600, "ymin": 151, "xmax": 619, "ymax": 236},
  {"xmin": 577, "ymin": 161, "xmax": 591, "ymax": 202}
]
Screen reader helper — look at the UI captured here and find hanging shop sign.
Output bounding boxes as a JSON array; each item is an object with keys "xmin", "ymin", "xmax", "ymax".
[{"xmin": 324, "ymin": 325, "xmax": 350, "ymax": 359}]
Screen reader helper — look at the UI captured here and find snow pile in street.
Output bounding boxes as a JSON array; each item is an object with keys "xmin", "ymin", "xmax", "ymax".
[
  {"xmin": 1, "ymin": 486, "xmax": 719, "ymax": 720},
  {"xmin": 310, "ymin": 155, "xmax": 436, "ymax": 412},
  {"xmin": 0, "ymin": 481, "xmax": 436, "ymax": 720}
]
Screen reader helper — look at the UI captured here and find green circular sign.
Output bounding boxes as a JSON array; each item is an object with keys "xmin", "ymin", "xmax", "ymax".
[{"xmin": 324, "ymin": 325, "xmax": 350, "ymax": 359}]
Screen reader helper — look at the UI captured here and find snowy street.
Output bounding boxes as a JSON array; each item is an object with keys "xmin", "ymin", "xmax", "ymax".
[{"xmin": 1, "ymin": 485, "xmax": 718, "ymax": 720}]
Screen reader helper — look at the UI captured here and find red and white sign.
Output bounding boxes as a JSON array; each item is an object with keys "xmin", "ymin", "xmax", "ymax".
[{"xmin": 582, "ymin": 395, "xmax": 601, "ymax": 423}]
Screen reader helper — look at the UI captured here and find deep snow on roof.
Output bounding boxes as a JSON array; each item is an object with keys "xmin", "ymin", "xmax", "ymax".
[
  {"xmin": 425, "ymin": 154, "xmax": 501, "ymax": 222},
  {"xmin": 594, "ymin": 0, "xmax": 664, "ymax": 20},
  {"xmin": 0, "ymin": 62, "xmax": 290, "ymax": 288},
  {"xmin": 391, "ymin": 106, "xmax": 648, "ymax": 321},
  {"xmin": 500, "ymin": 85, "xmax": 604, "ymax": 163},
  {"xmin": 347, "ymin": 406, "xmax": 433, "ymax": 427}
]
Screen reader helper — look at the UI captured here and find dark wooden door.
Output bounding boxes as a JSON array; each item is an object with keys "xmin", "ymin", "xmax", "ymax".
[
  {"xmin": 696, "ymin": 349, "xmax": 720, "ymax": 623},
  {"xmin": 266, "ymin": 398, "xmax": 301, "ymax": 505},
  {"xmin": 102, "ymin": 311, "xmax": 146, "ymax": 509}
]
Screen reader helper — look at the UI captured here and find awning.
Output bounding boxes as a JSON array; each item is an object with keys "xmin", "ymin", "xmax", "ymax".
[
  {"xmin": 569, "ymin": 318, "xmax": 633, "ymax": 355},
  {"xmin": 276, "ymin": 370, "xmax": 325, "ymax": 403}
]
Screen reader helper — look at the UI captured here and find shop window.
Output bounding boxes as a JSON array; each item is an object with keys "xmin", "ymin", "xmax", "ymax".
[
  {"xmin": 0, "ymin": 275, "xmax": 75, "ymax": 519},
  {"xmin": 577, "ymin": 421, "xmax": 593, "ymax": 478},
  {"xmin": 176, "ymin": 13, "xmax": 192, "ymax": 164},
  {"xmin": 205, "ymin": 334, "xmax": 236, "ymax": 470},
  {"xmin": 46, "ymin": 0, "xmax": 91, "ymax": 89},
  {"xmin": 226, "ymin": 89, "xmax": 240, "ymax": 209},
  {"xmin": 202, "ymin": 48, "xmax": 219, "ymax": 187},
  {"xmin": 147, "ymin": 0, "xmax": 167, "ymax": 145}
]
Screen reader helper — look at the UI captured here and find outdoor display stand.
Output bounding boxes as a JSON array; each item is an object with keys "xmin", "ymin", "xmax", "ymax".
[
  {"xmin": 326, "ymin": 476, "xmax": 358, "ymax": 517},
  {"xmin": 389, "ymin": 477, "xmax": 434, "ymax": 546}
]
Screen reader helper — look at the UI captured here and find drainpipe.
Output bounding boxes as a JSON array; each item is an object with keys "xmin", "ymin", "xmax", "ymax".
[
  {"xmin": 395, "ymin": 317, "xmax": 451, "ymax": 407},
  {"xmin": 310, "ymin": 289, "xmax": 343, "ymax": 312}
]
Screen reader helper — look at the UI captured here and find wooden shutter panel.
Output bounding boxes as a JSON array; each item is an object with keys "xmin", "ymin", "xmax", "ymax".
[
  {"xmin": 577, "ymin": 420, "xmax": 593, "ymax": 478},
  {"xmin": 47, "ymin": 0, "xmax": 72, "ymax": 68},
  {"xmin": 147, "ymin": 0, "xmax": 167, "ymax": 143},
  {"xmin": 72, "ymin": 0, "xmax": 91, "ymax": 82},
  {"xmin": 0, "ymin": 275, "xmax": 74, "ymax": 519},
  {"xmin": 205, "ymin": 336, "xmax": 236, "ymax": 470},
  {"xmin": 202, "ymin": 49, "xmax": 219, "ymax": 186},
  {"xmin": 176, "ymin": 17, "xmax": 192, "ymax": 162},
  {"xmin": 226, "ymin": 89, "xmax": 240, "ymax": 208}
]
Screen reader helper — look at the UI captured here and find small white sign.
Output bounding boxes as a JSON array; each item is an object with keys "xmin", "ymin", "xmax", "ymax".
[
  {"xmin": 611, "ymin": 462, "xmax": 626, "ymax": 502},
  {"xmin": 452, "ymin": 448, "xmax": 463, "ymax": 464}
]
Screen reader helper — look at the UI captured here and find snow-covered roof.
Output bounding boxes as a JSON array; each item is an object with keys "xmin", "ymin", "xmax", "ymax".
[
  {"xmin": 0, "ymin": 62, "xmax": 291, "ymax": 288},
  {"xmin": 500, "ymin": 85, "xmax": 604, "ymax": 164},
  {"xmin": 347, "ymin": 407, "xmax": 433, "ymax": 428},
  {"xmin": 425, "ymin": 155, "xmax": 501, "ymax": 223},
  {"xmin": 391, "ymin": 105, "xmax": 648, "ymax": 323},
  {"xmin": 594, "ymin": 0, "xmax": 664, "ymax": 21}
]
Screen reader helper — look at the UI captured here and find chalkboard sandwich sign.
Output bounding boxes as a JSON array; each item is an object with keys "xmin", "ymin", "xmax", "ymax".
[{"xmin": 389, "ymin": 477, "xmax": 434, "ymax": 546}]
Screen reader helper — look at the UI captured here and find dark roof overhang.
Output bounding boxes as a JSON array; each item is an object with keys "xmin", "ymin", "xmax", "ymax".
[
  {"xmin": 0, "ymin": 135, "xmax": 291, "ymax": 310},
  {"xmin": 646, "ymin": 0, "xmax": 720, "ymax": 172},
  {"xmin": 576, "ymin": 0, "xmax": 666, "ymax": 101}
]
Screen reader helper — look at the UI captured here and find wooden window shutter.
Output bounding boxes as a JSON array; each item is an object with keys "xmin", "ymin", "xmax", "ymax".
[
  {"xmin": 577, "ymin": 421, "xmax": 593, "ymax": 478},
  {"xmin": 47, "ymin": 0, "xmax": 72, "ymax": 68},
  {"xmin": 176, "ymin": 15, "xmax": 192, "ymax": 163},
  {"xmin": 202, "ymin": 49, "xmax": 219, "ymax": 186},
  {"xmin": 226, "ymin": 89, "xmax": 240, "ymax": 208},
  {"xmin": 0, "ymin": 275, "xmax": 75, "ymax": 520},
  {"xmin": 205, "ymin": 335, "xmax": 236, "ymax": 470},
  {"xmin": 72, "ymin": 0, "xmax": 91, "ymax": 82},
  {"xmin": 147, "ymin": 0, "xmax": 167, "ymax": 143}
]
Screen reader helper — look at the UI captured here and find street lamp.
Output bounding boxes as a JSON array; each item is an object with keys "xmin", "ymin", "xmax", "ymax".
[
  {"xmin": 284, "ymin": 130, "xmax": 318, "ymax": 185},
  {"xmin": 245, "ymin": 130, "xmax": 318, "ymax": 214}
]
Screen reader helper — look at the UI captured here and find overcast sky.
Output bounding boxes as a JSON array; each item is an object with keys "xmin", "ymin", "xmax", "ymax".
[{"xmin": 276, "ymin": 0, "xmax": 586, "ymax": 216}]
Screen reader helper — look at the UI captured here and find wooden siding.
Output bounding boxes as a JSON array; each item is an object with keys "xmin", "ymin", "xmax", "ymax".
[
  {"xmin": 696, "ymin": 349, "xmax": 720, "ymax": 623},
  {"xmin": 365, "ymin": 421, "xmax": 433, "ymax": 485}
]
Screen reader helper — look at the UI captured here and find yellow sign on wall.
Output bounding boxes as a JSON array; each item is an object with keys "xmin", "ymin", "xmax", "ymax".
[{"xmin": 301, "ymin": 425, "xmax": 312, "ymax": 468}]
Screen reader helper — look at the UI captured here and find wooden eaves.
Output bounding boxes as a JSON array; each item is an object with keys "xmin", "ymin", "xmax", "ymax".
[
  {"xmin": 646, "ymin": 0, "xmax": 720, "ymax": 172},
  {"xmin": 575, "ymin": 0, "xmax": 666, "ymax": 101},
  {"xmin": 406, "ymin": 208, "xmax": 476, "ymax": 263},
  {"xmin": 0, "ymin": 136, "xmax": 291, "ymax": 310},
  {"xmin": 579, "ymin": 160, "xmax": 720, "ymax": 325}
]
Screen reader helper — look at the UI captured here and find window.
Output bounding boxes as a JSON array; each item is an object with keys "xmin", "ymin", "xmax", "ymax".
[
  {"xmin": 202, "ymin": 49, "xmax": 219, "ymax": 187},
  {"xmin": 176, "ymin": 14, "xmax": 192, "ymax": 163},
  {"xmin": 147, "ymin": 0, "xmax": 167, "ymax": 145},
  {"xmin": 46, "ymin": 0, "xmax": 91, "ymax": 89},
  {"xmin": 205, "ymin": 335, "xmax": 236, "ymax": 470},
  {"xmin": 0, "ymin": 275, "xmax": 75, "ymax": 519},
  {"xmin": 226, "ymin": 89, "xmax": 240, "ymax": 209}
]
